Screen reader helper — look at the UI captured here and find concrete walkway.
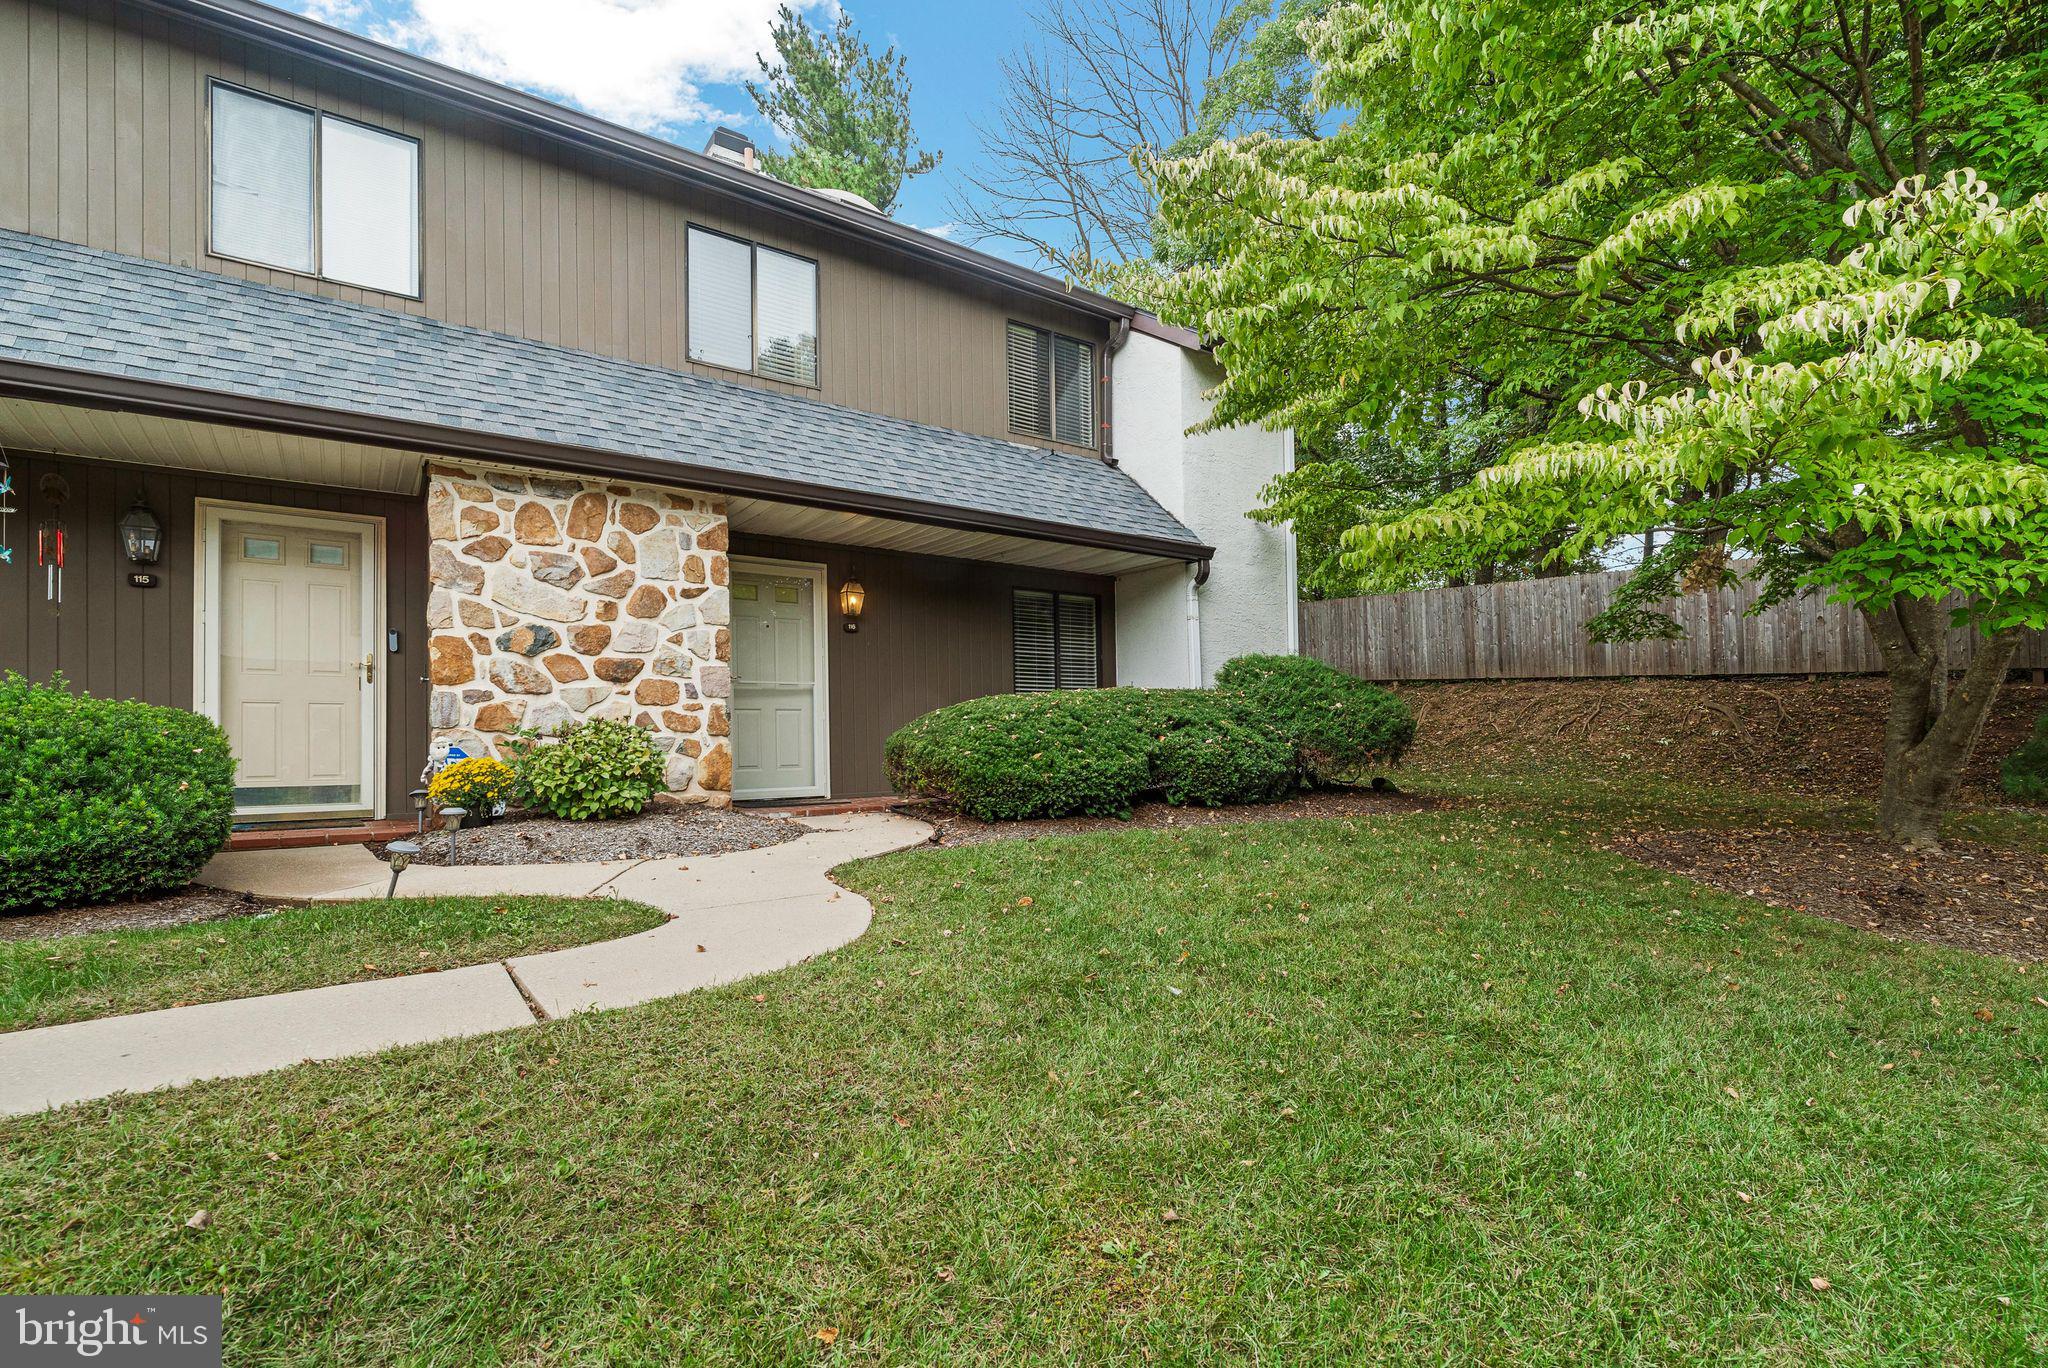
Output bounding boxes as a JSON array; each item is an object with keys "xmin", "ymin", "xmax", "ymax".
[{"xmin": 0, "ymin": 812, "xmax": 930, "ymax": 1116}]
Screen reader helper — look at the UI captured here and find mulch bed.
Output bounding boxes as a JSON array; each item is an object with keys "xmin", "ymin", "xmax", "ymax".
[
  {"xmin": 1607, "ymin": 827, "xmax": 2048, "ymax": 962},
  {"xmin": 898, "ymin": 786, "xmax": 1447, "ymax": 847},
  {"xmin": 378, "ymin": 803, "xmax": 804, "ymax": 866},
  {"xmin": 1398, "ymin": 676, "xmax": 2048, "ymax": 803},
  {"xmin": 0, "ymin": 886, "xmax": 290, "ymax": 942}
]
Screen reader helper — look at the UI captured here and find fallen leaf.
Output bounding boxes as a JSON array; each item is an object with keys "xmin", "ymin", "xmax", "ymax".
[
  {"xmin": 185, "ymin": 1210, "xmax": 212, "ymax": 1231},
  {"xmin": 696, "ymin": 945, "xmax": 706, "ymax": 954},
  {"xmin": 1161, "ymin": 1208, "xmax": 1181, "ymax": 1223},
  {"xmin": 1809, "ymin": 1276, "xmax": 1832, "ymax": 1292},
  {"xmin": 1974, "ymin": 1007, "xmax": 1995, "ymax": 1022},
  {"xmin": 814, "ymin": 1326, "xmax": 839, "ymax": 1345},
  {"xmin": 1723, "ymin": 1086, "xmax": 1741, "ymax": 1101},
  {"xmin": 935, "ymin": 1267, "xmax": 955, "ymax": 1283},
  {"xmin": 1017, "ymin": 897, "xmax": 1034, "ymax": 907},
  {"xmin": 893, "ymin": 1115, "xmax": 911, "ymax": 1128},
  {"xmin": 751, "ymin": 993, "xmax": 767, "ymax": 1003}
]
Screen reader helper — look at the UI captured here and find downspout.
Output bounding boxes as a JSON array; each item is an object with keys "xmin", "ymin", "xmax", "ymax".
[
  {"xmin": 1185, "ymin": 560, "xmax": 1207, "ymax": 688},
  {"xmin": 1101, "ymin": 318, "xmax": 1131, "ymax": 466},
  {"xmin": 1281, "ymin": 429, "xmax": 1300, "ymax": 655}
]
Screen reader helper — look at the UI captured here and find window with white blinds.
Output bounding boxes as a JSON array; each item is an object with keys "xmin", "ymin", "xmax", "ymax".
[
  {"xmin": 1051, "ymin": 334, "xmax": 1095, "ymax": 445},
  {"xmin": 1006, "ymin": 322, "xmax": 1095, "ymax": 447},
  {"xmin": 687, "ymin": 227, "xmax": 755, "ymax": 372},
  {"xmin": 1013, "ymin": 590, "xmax": 1100, "ymax": 692},
  {"xmin": 688, "ymin": 227, "xmax": 820, "ymax": 385},
  {"xmin": 210, "ymin": 83, "xmax": 420, "ymax": 295},
  {"xmin": 320, "ymin": 115, "xmax": 420, "ymax": 295},
  {"xmin": 1006, "ymin": 323, "xmax": 1051, "ymax": 439},
  {"xmin": 211, "ymin": 85, "xmax": 315, "ymax": 275},
  {"xmin": 756, "ymin": 245, "xmax": 819, "ymax": 385}
]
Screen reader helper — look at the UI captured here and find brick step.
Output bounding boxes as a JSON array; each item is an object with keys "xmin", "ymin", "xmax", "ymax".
[{"xmin": 228, "ymin": 819, "xmax": 417, "ymax": 851}]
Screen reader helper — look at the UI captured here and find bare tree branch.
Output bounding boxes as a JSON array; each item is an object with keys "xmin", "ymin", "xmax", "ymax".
[{"xmin": 947, "ymin": 0, "xmax": 1246, "ymax": 274}]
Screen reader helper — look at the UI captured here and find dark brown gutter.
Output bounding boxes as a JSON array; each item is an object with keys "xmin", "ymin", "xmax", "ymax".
[
  {"xmin": 0, "ymin": 359, "xmax": 1214, "ymax": 565},
  {"xmin": 1130, "ymin": 313, "xmax": 1206, "ymax": 350},
  {"xmin": 131, "ymin": 0, "xmax": 1136, "ymax": 326}
]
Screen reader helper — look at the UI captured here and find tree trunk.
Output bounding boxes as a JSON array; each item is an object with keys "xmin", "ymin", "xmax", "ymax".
[{"xmin": 1861, "ymin": 600, "xmax": 2024, "ymax": 848}]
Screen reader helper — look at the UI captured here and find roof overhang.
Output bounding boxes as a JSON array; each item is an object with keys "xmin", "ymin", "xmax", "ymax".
[
  {"xmin": 0, "ymin": 360, "xmax": 1214, "ymax": 568},
  {"xmin": 129, "ymin": 0, "xmax": 1135, "ymax": 326}
]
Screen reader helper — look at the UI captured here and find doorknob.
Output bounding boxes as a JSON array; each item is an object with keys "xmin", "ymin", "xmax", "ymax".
[{"xmin": 360, "ymin": 651, "xmax": 376, "ymax": 685}]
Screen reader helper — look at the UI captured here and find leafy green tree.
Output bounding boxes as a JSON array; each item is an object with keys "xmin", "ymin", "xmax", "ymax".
[
  {"xmin": 1253, "ymin": 392, "xmax": 1587, "ymax": 596},
  {"xmin": 746, "ymin": 5, "xmax": 939, "ymax": 215},
  {"xmin": 1150, "ymin": 0, "xmax": 2048, "ymax": 847}
]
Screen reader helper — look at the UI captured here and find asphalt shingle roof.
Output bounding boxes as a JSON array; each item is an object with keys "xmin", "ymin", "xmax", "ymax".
[{"xmin": 0, "ymin": 230, "xmax": 1205, "ymax": 554}]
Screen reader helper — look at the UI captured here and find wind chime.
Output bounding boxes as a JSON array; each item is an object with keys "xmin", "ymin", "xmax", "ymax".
[
  {"xmin": 36, "ymin": 472, "xmax": 66, "ymax": 610},
  {"xmin": 0, "ymin": 445, "xmax": 14, "ymax": 568}
]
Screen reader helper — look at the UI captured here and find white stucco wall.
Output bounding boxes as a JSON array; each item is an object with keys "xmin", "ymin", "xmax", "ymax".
[{"xmin": 1113, "ymin": 329, "xmax": 1297, "ymax": 686}]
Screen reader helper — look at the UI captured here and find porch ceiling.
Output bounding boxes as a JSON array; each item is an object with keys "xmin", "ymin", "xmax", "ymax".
[
  {"xmin": 726, "ymin": 496, "xmax": 1180, "ymax": 576},
  {"xmin": 0, "ymin": 395, "xmax": 424, "ymax": 495}
]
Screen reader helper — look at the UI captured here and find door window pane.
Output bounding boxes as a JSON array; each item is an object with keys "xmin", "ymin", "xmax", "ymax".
[
  {"xmin": 211, "ymin": 85, "xmax": 315, "ymax": 273},
  {"xmin": 320, "ymin": 115, "xmax": 420, "ymax": 295},
  {"xmin": 688, "ymin": 227, "xmax": 755, "ymax": 371}
]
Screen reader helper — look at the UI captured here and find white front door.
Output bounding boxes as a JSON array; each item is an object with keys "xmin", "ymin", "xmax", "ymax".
[
  {"xmin": 200, "ymin": 506, "xmax": 382, "ymax": 817},
  {"xmin": 730, "ymin": 562, "xmax": 828, "ymax": 801}
]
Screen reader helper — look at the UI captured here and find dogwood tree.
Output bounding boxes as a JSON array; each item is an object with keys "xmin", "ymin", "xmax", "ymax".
[{"xmin": 1150, "ymin": 0, "xmax": 2048, "ymax": 846}]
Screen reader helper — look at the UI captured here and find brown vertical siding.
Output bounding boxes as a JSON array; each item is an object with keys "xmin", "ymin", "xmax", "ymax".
[
  {"xmin": 730, "ymin": 534, "xmax": 1118, "ymax": 798},
  {"xmin": 0, "ymin": 450, "xmax": 429, "ymax": 815},
  {"xmin": 0, "ymin": 0, "xmax": 1110, "ymax": 456}
]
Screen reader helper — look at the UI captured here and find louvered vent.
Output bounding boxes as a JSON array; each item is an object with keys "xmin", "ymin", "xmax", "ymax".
[{"xmin": 1007, "ymin": 322, "xmax": 1052, "ymax": 439}]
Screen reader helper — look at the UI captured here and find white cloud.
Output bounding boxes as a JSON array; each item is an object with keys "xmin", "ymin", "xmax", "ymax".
[
  {"xmin": 348, "ymin": 0, "xmax": 833, "ymax": 132},
  {"xmin": 912, "ymin": 221, "xmax": 961, "ymax": 240}
]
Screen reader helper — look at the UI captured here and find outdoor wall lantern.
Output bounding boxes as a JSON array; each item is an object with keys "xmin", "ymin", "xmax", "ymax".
[
  {"xmin": 118, "ymin": 499, "xmax": 163, "ymax": 565},
  {"xmin": 838, "ymin": 574, "xmax": 866, "ymax": 633}
]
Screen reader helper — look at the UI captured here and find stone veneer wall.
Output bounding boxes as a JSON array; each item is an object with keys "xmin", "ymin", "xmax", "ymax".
[{"xmin": 423, "ymin": 463, "xmax": 733, "ymax": 804}]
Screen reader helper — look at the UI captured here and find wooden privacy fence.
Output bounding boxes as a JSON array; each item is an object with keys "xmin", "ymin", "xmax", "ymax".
[{"xmin": 1299, "ymin": 570, "xmax": 2048, "ymax": 681}]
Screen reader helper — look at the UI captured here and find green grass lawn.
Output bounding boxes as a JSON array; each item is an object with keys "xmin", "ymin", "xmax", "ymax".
[
  {"xmin": 3, "ymin": 808, "xmax": 2042, "ymax": 1363},
  {"xmin": 0, "ymin": 896, "xmax": 666, "ymax": 1033},
  {"xmin": 1407, "ymin": 755, "xmax": 2048, "ymax": 852}
]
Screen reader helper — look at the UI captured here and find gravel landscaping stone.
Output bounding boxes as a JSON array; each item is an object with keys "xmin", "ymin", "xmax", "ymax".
[{"xmin": 387, "ymin": 804, "xmax": 805, "ymax": 865}]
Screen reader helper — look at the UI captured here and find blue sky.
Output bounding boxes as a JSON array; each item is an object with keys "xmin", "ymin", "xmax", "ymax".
[{"xmin": 288, "ymin": 0, "xmax": 1047, "ymax": 260}]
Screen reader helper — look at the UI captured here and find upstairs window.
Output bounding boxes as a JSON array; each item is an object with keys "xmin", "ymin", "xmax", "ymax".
[
  {"xmin": 1013, "ymin": 590, "xmax": 1100, "ymax": 692},
  {"xmin": 688, "ymin": 226, "xmax": 820, "ymax": 386},
  {"xmin": 210, "ymin": 83, "xmax": 420, "ymax": 296},
  {"xmin": 1007, "ymin": 322, "xmax": 1095, "ymax": 447}
]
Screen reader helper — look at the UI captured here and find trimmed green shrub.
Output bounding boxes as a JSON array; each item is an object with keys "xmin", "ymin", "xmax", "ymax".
[
  {"xmin": 886, "ymin": 656, "xmax": 1415, "ymax": 821},
  {"xmin": 1151, "ymin": 716, "xmax": 1297, "ymax": 807},
  {"xmin": 512, "ymin": 718, "xmax": 669, "ymax": 820},
  {"xmin": 884, "ymin": 689, "xmax": 1155, "ymax": 821},
  {"xmin": 1214, "ymin": 653, "xmax": 1416, "ymax": 782},
  {"xmin": 2003, "ymin": 711, "xmax": 2048, "ymax": 801},
  {"xmin": 0, "ymin": 673, "xmax": 237, "ymax": 914}
]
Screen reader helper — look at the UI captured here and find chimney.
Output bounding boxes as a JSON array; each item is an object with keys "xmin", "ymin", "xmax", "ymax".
[{"xmin": 704, "ymin": 127, "xmax": 759, "ymax": 172}]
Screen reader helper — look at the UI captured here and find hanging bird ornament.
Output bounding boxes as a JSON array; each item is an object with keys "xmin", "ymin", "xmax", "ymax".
[{"xmin": 0, "ymin": 446, "xmax": 14, "ymax": 566}]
